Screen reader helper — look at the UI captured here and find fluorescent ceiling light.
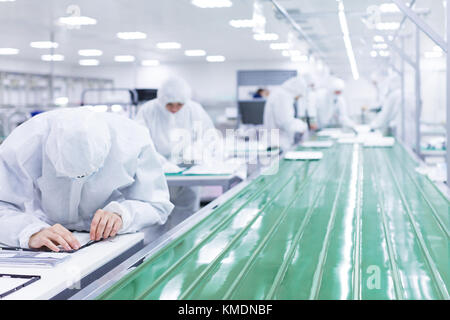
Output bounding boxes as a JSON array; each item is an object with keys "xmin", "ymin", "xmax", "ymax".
[
  {"xmin": 379, "ymin": 50, "xmax": 390, "ymax": 57},
  {"xmin": 41, "ymin": 54, "xmax": 64, "ymax": 62},
  {"xmin": 282, "ymin": 50, "xmax": 301, "ymax": 57},
  {"xmin": 337, "ymin": 0, "xmax": 359, "ymax": 80},
  {"xmin": 30, "ymin": 41, "xmax": 58, "ymax": 49},
  {"xmin": 114, "ymin": 55, "xmax": 135, "ymax": 62},
  {"xmin": 291, "ymin": 55, "xmax": 308, "ymax": 62},
  {"xmin": 370, "ymin": 50, "xmax": 378, "ymax": 57},
  {"xmin": 229, "ymin": 19, "xmax": 254, "ymax": 28},
  {"xmin": 78, "ymin": 49, "xmax": 103, "ymax": 57},
  {"xmin": 270, "ymin": 43, "xmax": 291, "ymax": 50},
  {"xmin": 142, "ymin": 59, "xmax": 160, "ymax": 66},
  {"xmin": 192, "ymin": 0, "xmax": 232, "ymax": 8},
  {"xmin": 58, "ymin": 16, "xmax": 97, "ymax": 26},
  {"xmin": 373, "ymin": 43, "xmax": 388, "ymax": 49},
  {"xmin": 54, "ymin": 97, "xmax": 69, "ymax": 106},
  {"xmin": 185, "ymin": 49, "xmax": 206, "ymax": 56},
  {"xmin": 0, "ymin": 48, "xmax": 19, "ymax": 55},
  {"xmin": 0, "ymin": 0, "xmax": 16, "ymax": 2},
  {"xmin": 253, "ymin": 33, "xmax": 279, "ymax": 41},
  {"xmin": 206, "ymin": 55, "xmax": 226, "ymax": 62},
  {"xmin": 379, "ymin": 3, "xmax": 400, "ymax": 13},
  {"xmin": 79, "ymin": 59, "xmax": 100, "ymax": 66},
  {"xmin": 373, "ymin": 35, "xmax": 385, "ymax": 42},
  {"xmin": 157, "ymin": 42, "xmax": 181, "ymax": 49},
  {"xmin": 117, "ymin": 32, "xmax": 147, "ymax": 40},
  {"xmin": 376, "ymin": 22, "xmax": 400, "ymax": 30}
]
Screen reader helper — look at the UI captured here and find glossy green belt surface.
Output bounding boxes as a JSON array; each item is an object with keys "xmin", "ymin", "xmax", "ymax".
[{"xmin": 98, "ymin": 142, "xmax": 449, "ymax": 300}]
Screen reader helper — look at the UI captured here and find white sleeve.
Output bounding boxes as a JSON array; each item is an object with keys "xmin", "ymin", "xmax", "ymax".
[
  {"xmin": 274, "ymin": 96, "xmax": 307, "ymax": 134},
  {"xmin": 0, "ymin": 158, "xmax": 50, "ymax": 248},
  {"xmin": 103, "ymin": 141, "xmax": 174, "ymax": 233},
  {"xmin": 370, "ymin": 92, "xmax": 401, "ymax": 130},
  {"xmin": 338, "ymin": 98, "xmax": 357, "ymax": 128},
  {"xmin": 134, "ymin": 103, "xmax": 149, "ymax": 127}
]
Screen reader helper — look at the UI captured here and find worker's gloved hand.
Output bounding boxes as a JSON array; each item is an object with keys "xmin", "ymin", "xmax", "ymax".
[
  {"xmin": 90, "ymin": 209, "xmax": 123, "ymax": 241},
  {"xmin": 29, "ymin": 224, "xmax": 81, "ymax": 252}
]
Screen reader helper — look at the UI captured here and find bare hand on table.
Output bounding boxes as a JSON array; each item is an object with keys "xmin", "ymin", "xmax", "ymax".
[
  {"xmin": 90, "ymin": 209, "xmax": 123, "ymax": 241},
  {"xmin": 29, "ymin": 224, "xmax": 81, "ymax": 252}
]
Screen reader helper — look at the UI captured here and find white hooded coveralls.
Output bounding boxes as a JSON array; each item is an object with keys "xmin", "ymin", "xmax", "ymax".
[
  {"xmin": 263, "ymin": 76, "xmax": 308, "ymax": 150},
  {"xmin": 315, "ymin": 77, "xmax": 356, "ymax": 129},
  {"xmin": 135, "ymin": 77, "xmax": 216, "ymax": 229},
  {"xmin": 0, "ymin": 108, "xmax": 173, "ymax": 248}
]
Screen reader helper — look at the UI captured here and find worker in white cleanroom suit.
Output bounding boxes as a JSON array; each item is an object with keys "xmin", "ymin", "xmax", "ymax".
[
  {"xmin": 263, "ymin": 76, "xmax": 310, "ymax": 150},
  {"xmin": 369, "ymin": 74, "xmax": 402, "ymax": 135},
  {"xmin": 296, "ymin": 72, "xmax": 319, "ymax": 129},
  {"xmin": 315, "ymin": 77, "xmax": 357, "ymax": 129},
  {"xmin": 0, "ymin": 108, "xmax": 173, "ymax": 251},
  {"xmin": 135, "ymin": 77, "xmax": 217, "ymax": 230}
]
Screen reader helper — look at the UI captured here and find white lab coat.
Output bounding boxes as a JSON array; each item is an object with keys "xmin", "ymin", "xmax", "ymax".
[
  {"xmin": 135, "ymin": 99, "xmax": 216, "ymax": 227},
  {"xmin": 296, "ymin": 88, "xmax": 317, "ymax": 119},
  {"xmin": 0, "ymin": 109, "xmax": 174, "ymax": 248},
  {"xmin": 370, "ymin": 88, "xmax": 401, "ymax": 132},
  {"xmin": 263, "ymin": 79, "xmax": 308, "ymax": 150},
  {"xmin": 315, "ymin": 90, "xmax": 356, "ymax": 129}
]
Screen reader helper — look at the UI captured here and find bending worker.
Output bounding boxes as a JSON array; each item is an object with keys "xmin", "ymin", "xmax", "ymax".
[
  {"xmin": 0, "ymin": 108, "xmax": 173, "ymax": 251},
  {"xmin": 263, "ymin": 76, "xmax": 311, "ymax": 150},
  {"xmin": 315, "ymin": 77, "xmax": 356, "ymax": 130},
  {"xmin": 135, "ymin": 76, "xmax": 216, "ymax": 228}
]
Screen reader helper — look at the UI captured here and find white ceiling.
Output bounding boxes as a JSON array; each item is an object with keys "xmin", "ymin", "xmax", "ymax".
[{"xmin": 0, "ymin": 0, "xmax": 445, "ymax": 78}]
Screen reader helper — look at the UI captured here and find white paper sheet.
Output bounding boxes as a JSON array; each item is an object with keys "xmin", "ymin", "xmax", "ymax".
[
  {"xmin": 317, "ymin": 129, "xmax": 343, "ymax": 137},
  {"xmin": 284, "ymin": 151, "xmax": 323, "ymax": 160},
  {"xmin": 182, "ymin": 160, "xmax": 244, "ymax": 175},
  {"xmin": 363, "ymin": 137, "xmax": 395, "ymax": 147},
  {"xmin": 301, "ymin": 141, "xmax": 334, "ymax": 148},
  {"xmin": 163, "ymin": 162, "xmax": 184, "ymax": 174}
]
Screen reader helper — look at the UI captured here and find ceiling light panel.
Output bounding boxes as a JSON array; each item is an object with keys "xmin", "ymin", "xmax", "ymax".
[
  {"xmin": 185, "ymin": 50, "xmax": 206, "ymax": 56},
  {"xmin": 0, "ymin": 48, "xmax": 19, "ymax": 55},
  {"xmin": 270, "ymin": 43, "xmax": 291, "ymax": 50},
  {"xmin": 114, "ymin": 55, "xmax": 135, "ymax": 62},
  {"xmin": 117, "ymin": 32, "xmax": 147, "ymax": 40},
  {"xmin": 58, "ymin": 16, "xmax": 97, "ymax": 26},
  {"xmin": 157, "ymin": 42, "xmax": 181, "ymax": 49},
  {"xmin": 192, "ymin": 0, "xmax": 232, "ymax": 8},
  {"xmin": 376, "ymin": 22, "xmax": 400, "ymax": 30},
  {"xmin": 78, "ymin": 49, "xmax": 103, "ymax": 56},
  {"xmin": 253, "ymin": 33, "xmax": 279, "ymax": 41},
  {"xmin": 79, "ymin": 59, "xmax": 100, "ymax": 66},
  {"xmin": 229, "ymin": 19, "xmax": 255, "ymax": 28},
  {"xmin": 206, "ymin": 55, "xmax": 226, "ymax": 62},
  {"xmin": 41, "ymin": 54, "xmax": 64, "ymax": 62},
  {"xmin": 142, "ymin": 59, "xmax": 160, "ymax": 66},
  {"xmin": 30, "ymin": 41, "xmax": 58, "ymax": 49}
]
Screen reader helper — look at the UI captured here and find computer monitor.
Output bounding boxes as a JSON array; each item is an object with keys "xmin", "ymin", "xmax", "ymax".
[
  {"xmin": 135, "ymin": 89, "xmax": 158, "ymax": 104},
  {"xmin": 238, "ymin": 100, "xmax": 266, "ymax": 125}
]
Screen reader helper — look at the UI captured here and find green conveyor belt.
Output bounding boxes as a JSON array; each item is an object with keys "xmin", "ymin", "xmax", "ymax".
[{"xmin": 98, "ymin": 142, "xmax": 449, "ymax": 300}]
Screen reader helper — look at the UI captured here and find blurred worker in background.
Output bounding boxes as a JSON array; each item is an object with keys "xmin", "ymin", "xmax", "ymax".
[
  {"xmin": 297, "ymin": 72, "xmax": 318, "ymax": 130},
  {"xmin": 136, "ymin": 76, "xmax": 216, "ymax": 230},
  {"xmin": 369, "ymin": 74, "xmax": 402, "ymax": 135},
  {"xmin": 253, "ymin": 88, "xmax": 270, "ymax": 99},
  {"xmin": 0, "ymin": 108, "xmax": 173, "ymax": 251},
  {"xmin": 370, "ymin": 70, "xmax": 390, "ymax": 108},
  {"xmin": 263, "ymin": 76, "xmax": 313, "ymax": 150},
  {"xmin": 315, "ymin": 77, "xmax": 356, "ymax": 130}
]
